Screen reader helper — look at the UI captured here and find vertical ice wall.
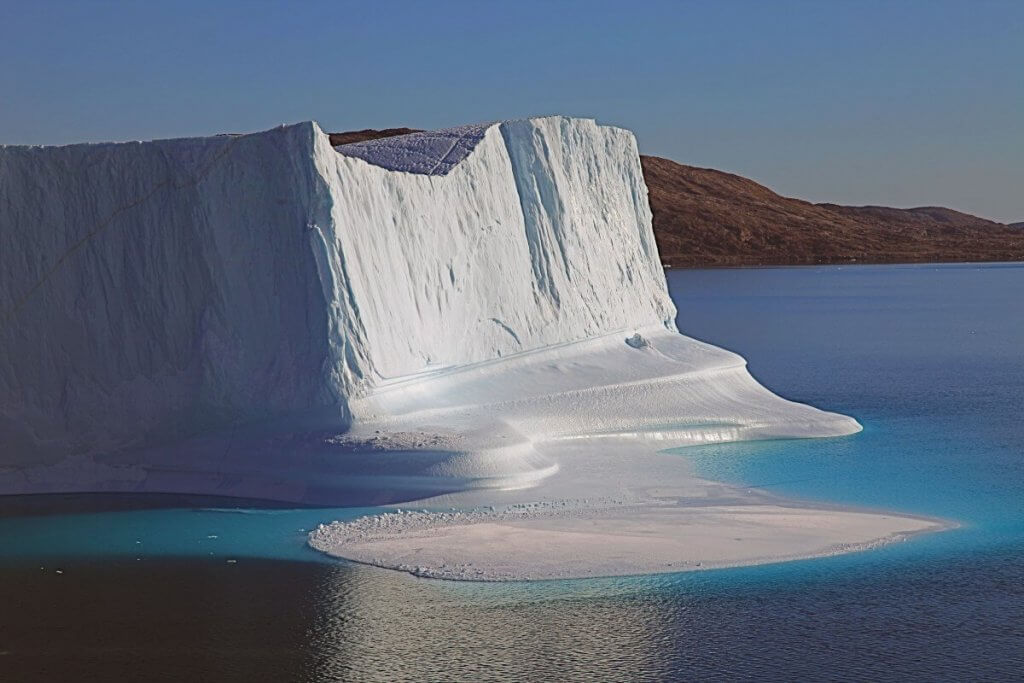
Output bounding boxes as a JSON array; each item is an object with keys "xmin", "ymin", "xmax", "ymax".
[
  {"xmin": 316, "ymin": 116, "xmax": 676, "ymax": 382},
  {"xmin": 0, "ymin": 124, "xmax": 339, "ymax": 464}
]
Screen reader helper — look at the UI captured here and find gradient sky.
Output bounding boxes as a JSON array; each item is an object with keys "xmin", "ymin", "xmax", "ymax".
[{"xmin": 2, "ymin": 0, "xmax": 1021, "ymax": 222}]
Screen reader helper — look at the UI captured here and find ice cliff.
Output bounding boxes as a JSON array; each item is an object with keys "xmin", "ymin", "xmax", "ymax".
[{"xmin": 0, "ymin": 117, "xmax": 857, "ymax": 501}]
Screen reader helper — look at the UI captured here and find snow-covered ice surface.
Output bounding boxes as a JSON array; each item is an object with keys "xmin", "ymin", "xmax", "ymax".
[
  {"xmin": 308, "ymin": 327, "xmax": 946, "ymax": 580},
  {"xmin": 333, "ymin": 123, "xmax": 490, "ymax": 175},
  {"xmin": 0, "ymin": 116, "xmax": 941, "ymax": 579}
]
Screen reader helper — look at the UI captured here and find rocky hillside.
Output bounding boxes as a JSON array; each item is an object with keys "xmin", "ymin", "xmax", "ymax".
[
  {"xmin": 327, "ymin": 128, "xmax": 420, "ymax": 146},
  {"xmin": 330, "ymin": 127, "xmax": 1024, "ymax": 267},
  {"xmin": 642, "ymin": 155, "xmax": 1024, "ymax": 266}
]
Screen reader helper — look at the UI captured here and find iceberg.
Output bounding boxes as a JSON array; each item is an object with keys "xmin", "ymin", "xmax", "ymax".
[
  {"xmin": 1, "ymin": 116, "xmax": 942, "ymax": 581},
  {"xmin": 0, "ymin": 116, "xmax": 858, "ymax": 500}
]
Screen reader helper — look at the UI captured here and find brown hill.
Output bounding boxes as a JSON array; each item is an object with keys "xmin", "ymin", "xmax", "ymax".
[
  {"xmin": 327, "ymin": 128, "xmax": 421, "ymax": 146},
  {"xmin": 328, "ymin": 127, "xmax": 1024, "ymax": 266},
  {"xmin": 642, "ymin": 155, "xmax": 1024, "ymax": 266}
]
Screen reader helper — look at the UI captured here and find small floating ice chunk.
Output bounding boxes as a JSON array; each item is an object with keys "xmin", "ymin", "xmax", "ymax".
[{"xmin": 625, "ymin": 333, "xmax": 650, "ymax": 349}]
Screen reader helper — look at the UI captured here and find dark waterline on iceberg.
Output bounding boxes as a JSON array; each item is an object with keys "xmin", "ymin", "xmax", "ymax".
[{"xmin": 2, "ymin": 263, "xmax": 1023, "ymax": 680}]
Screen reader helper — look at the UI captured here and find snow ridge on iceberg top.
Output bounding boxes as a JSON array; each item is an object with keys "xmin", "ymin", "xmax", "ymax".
[
  {"xmin": 0, "ymin": 124, "xmax": 305, "ymax": 150},
  {"xmin": 330, "ymin": 116, "xmax": 617, "ymax": 177}
]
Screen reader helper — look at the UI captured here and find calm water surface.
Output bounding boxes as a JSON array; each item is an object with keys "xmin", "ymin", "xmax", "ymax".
[{"xmin": 2, "ymin": 263, "xmax": 1022, "ymax": 681}]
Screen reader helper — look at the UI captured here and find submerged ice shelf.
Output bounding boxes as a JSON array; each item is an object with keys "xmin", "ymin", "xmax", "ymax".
[{"xmin": 0, "ymin": 114, "xmax": 937, "ymax": 581}]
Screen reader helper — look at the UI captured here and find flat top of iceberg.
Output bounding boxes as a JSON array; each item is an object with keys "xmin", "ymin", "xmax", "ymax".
[{"xmin": 333, "ymin": 122, "xmax": 492, "ymax": 175}]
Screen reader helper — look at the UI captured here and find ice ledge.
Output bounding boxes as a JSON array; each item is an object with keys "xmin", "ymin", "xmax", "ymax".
[{"xmin": 309, "ymin": 501, "xmax": 948, "ymax": 582}]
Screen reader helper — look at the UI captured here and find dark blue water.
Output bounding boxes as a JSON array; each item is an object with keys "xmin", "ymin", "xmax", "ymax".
[{"xmin": 2, "ymin": 263, "xmax": 1022, "ymax": 681}]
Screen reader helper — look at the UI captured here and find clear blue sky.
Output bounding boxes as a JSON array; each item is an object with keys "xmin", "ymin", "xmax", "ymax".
[{"xmin": 2, "ymin": 0, "xmax": 1021, "ymax": 222}]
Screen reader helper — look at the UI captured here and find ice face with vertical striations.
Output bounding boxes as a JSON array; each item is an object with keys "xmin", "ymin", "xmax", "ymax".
[
  {"xmin": 316, "ymin": 117, "xmax": 675, "ymax": 382},
  {"xmin": 0, "ymin": 117, "xmax": 858, "ymax": 502}
]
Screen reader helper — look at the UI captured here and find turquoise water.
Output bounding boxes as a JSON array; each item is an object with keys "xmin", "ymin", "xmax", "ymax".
[
  {"xmin": 0, "ymin": 501, "xmax": 369, "ymax": 565},
  {"xmin": 668, "ymin": 263, "xmax": 1024, "ymax": 569},
  {"xmin": 2, "ymin": 263, "xmax": 1022, "ymax": 680}
]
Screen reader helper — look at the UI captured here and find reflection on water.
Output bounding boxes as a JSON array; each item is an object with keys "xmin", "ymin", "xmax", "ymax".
[
  {"xmin": 307, "ymin": 566, "xmax": 671, "ymax": 681},
  {"xmin": 3, "ymin": 550, "xmax": 1022, "ymax": 681}
]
